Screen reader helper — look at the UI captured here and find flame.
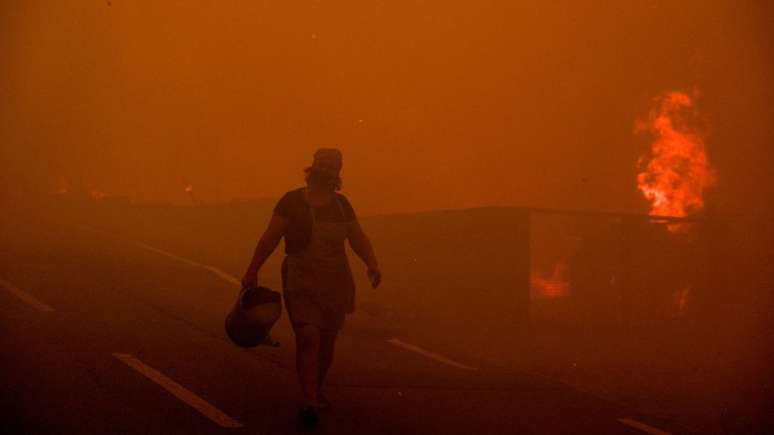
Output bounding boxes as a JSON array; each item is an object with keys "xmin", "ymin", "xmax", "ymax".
[
  {"xmin": 184, "ymin": 183, "xmax": 199, "ymax": 205},
  {"xmin": 54, "ymin": 177, "xmax": 70, "ymax": 195},
  {"xmin": 671, "ymin": 285, "xmax": 691, "ymax": 318},
  {"xmin": 636, "ymin": 91, "xmax": 716, "ymax": 231},
  {"xmin": 531, "ymin": 261, "xmax": 570, "ymax": 299},
  {"xmin": 90, "ymin": 190, "xmax": 107, "ymax": 200}
]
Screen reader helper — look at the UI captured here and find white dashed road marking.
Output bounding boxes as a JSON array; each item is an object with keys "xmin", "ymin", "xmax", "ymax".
[
  {"xmin": 133, "ymin": 242, "xmax": 241, "ymax": 286},
  {"xmin": 113, "ymin": 353, "xmax": 243, "ymax": 428},
  {"xmin": 79, "ymin": 226, "xmax": 240, "ymax": 287},
  {"xmin": 617, "ymin": 418, "xmax": 672, "ymax": 435},
  {"xmin": 388, "ymin": 338, "xmax": 478, "ymax": 371},
  {"xmin": 0, "ymin": 277, "xmax": 55, "ymax": 312}
]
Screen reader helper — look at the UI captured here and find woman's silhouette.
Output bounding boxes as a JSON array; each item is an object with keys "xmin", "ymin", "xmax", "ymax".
[{"xmin": 241, "ymin": 148, "xmax": 381, "ymax": 427}]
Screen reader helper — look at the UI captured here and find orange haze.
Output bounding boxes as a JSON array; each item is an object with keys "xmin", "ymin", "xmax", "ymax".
[{"xmin": 2, "ymin": 1, "xmax": 773, "ymax": 217}]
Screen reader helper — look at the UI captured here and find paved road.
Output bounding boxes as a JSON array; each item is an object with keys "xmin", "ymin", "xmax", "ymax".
[{"xmin": 0, "ymin": 217, "xmax": 681, "ymax": 434}]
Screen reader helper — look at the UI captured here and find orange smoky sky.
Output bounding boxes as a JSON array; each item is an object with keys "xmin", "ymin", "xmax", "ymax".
[{"xmin": 1, "ymin": 1, "xmax": 772, "ymax": 216}]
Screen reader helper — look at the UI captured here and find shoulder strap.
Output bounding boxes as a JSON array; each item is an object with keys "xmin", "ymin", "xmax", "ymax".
[
  {"xmin": 303, "ymin": 188, "xmax": 317, "ymax": 226},
  {"xmin": 334, "ymin": 194, "xmax": 346, "ymax": 219}
]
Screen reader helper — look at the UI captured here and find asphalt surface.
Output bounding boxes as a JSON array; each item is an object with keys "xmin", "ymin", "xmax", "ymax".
[{"xmin": 0, "ymin": 217, "xmax": 680, "ymax": 434}]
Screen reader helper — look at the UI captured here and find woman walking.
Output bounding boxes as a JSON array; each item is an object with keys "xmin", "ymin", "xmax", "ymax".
[{"xmin": 241, "ymin": 148, "xmax": 381, "ymax": 428}]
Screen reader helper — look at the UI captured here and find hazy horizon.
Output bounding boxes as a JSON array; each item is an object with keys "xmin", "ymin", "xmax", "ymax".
[{"xmin": 2, "ymin": 1, "xmax": 772, "ymax": 217}]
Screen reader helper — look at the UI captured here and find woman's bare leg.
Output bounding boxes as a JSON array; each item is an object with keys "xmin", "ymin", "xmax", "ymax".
[
  {"xmin": 293, "ymin": 323, "xmax": 320, "ymax": 407},
  {"xmin": 318, "ymin": 330, "xmax": 337, "ymax": 391}
]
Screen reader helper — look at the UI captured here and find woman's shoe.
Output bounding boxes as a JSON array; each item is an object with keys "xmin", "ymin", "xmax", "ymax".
[{"xmin": 299, "ymin": 405, "xmax": 319, "ymax": 429}]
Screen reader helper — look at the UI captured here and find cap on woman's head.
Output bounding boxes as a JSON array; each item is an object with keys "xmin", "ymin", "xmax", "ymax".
[{"xmin": 313, "ymin": 148, "xmax": 343, "ymax": 172}]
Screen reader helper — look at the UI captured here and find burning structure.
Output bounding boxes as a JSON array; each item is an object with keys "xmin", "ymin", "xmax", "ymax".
[
  {"xmin": 636, "ymin": 91, "xmax": 717, "ymax": 230},
  {"xmin": 529, "ymin": 90, "xmax": 720, "ymax": 326}
]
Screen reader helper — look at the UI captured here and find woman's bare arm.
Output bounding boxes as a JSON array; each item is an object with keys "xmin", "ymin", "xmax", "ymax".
[
  {"xmin": 347, "ymin": 218, "xmax": 381, "ymax": 288},
  {"xmin": 241, "ymin": 214, "xmax": 288, "ymax": 288}
]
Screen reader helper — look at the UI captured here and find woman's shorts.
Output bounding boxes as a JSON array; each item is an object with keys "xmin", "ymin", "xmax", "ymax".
[{"xmin": 283, "ymin": 288, "xmax": 346, "ymax": 332}]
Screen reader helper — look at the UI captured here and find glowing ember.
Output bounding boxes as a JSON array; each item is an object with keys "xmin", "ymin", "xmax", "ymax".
[
  {"xmin": 671, "ymin": 285, "xmax": 691, "ymax": 318},
  {"xmin": 636, "ymin": 91, "xmax": 716, "ymax": 231},
  {"xmin": 90, "ymin": 190, "xmax": 107, "ymax": 200},
  {"xmin": 54, "ymin": 177, "xmax": 70, "ymax": 195},
  {"xmin": 184, "ymin": 183, "xmax": 199, "ymax": 205},
  {"xmin": 531, "ymin": 261, "xmax": 570, "ymax": 299}
]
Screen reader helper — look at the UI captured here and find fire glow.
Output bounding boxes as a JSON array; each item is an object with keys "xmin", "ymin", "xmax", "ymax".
[
  {"xmin": 531, "ymin": 261, "xmax": 570, "ymax": 299},
  {"xmin": 636, "ymin": 91, "xmax": 716, "ymax": 230},
  {"xmin": 90, "ymin": 190, "xmax": 108, "ymax": 200}
]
